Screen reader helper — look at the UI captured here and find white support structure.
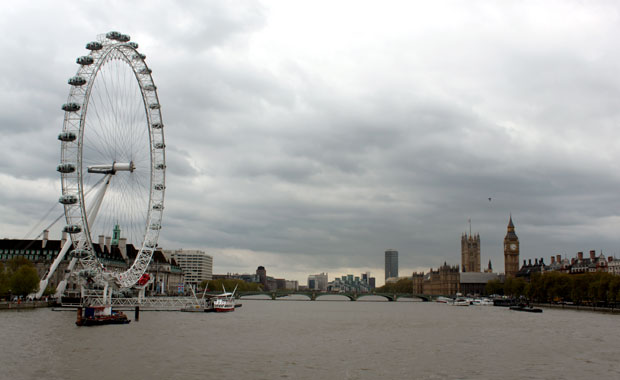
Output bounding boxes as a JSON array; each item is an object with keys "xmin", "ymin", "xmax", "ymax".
[
  {"xmin": 34, "ymin": 237, "xmax": 71, "ymax": 299},
  {"xmin": 34, "ymin": 174, "xmax": 110, "ymax": 300},
  {"xmin": 54, "ymin": 257, "xmax": 78, "ymax": 298}
]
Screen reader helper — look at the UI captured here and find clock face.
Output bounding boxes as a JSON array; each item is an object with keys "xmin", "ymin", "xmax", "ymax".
[{"xmin": 510, "ymin": 244, "xmax": 517, "ymax": 251}]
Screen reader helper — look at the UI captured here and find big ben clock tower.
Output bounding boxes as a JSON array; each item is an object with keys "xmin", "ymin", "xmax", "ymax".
[{"xmin": 504, "ymin": 215, "xmax": 519, "ymax": 277}]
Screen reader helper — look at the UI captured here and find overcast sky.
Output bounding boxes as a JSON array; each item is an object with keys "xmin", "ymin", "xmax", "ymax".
[{"xmin": 1, "ymin": 1, "xmax": 620, "ymax": 286}]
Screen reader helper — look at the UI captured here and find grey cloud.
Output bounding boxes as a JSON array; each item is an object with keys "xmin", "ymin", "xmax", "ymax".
[{"xmin": 3, "ymin": 2, "xmax": 620, "ymax": 285}]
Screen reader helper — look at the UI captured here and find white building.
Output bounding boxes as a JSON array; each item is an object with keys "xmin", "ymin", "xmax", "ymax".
[
  {"xmin": 285, "ymin": 280, "xmax": 299, "ymax": 291},
  {"xmin": 608, "ymin": 258, "xmax": 620, "ymax": 275},
  {"xmin": 307, "ymin": 272, "xmax": 328, "ymax": 291},
  {"xmin": 164, "ymin": 249, "xmax": 213, "ymax": 286}
]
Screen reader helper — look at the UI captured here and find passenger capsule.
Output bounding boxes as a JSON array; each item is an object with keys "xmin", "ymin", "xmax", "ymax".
[
  {"xmin": 149, "ymin": 103, "xmax": 160, "ymax": 110},
  {"xmin": 152, "ymin": 203, "xmax": 163, "ymax": 210},
  {"xmin": 57, "ymin": 163, "xmax": 76, "ymax": 173},
  {"xmin": 144, "ymin": 84, "xmax": 156, "ymax": 91},
  {"xmin": 58, "ymin": 132, "xmax": 77, "ymax": 142},
  {"xmin": 151, "ymin": 122, "xmax": 163, "ymax": 129},
  {"xmin": 59, "ymin": 194, "xmax": 78, "ymax": 205},
  {"xmin": 127, "ymin": 42, "xmax": 138, "ymax": 49},
  {"xmin": 106, "ymin": 31, "xmax": 121, "ymax": 40},
  {"xmin": 118, "ymin": 34, "xmax": 131, "ymax": 42},
  {"xmin": 68, "ymin": 76, "xmax": 87, "ymax": 86},
  {"xmin": 63, "ymin": 224, "xmax": 82, "ymax": 234},
  {"xmin": 149, "ymin": 223, "xmax": 161, "ymax": 230},
  {"xmin": 62, "ymin": 103, "xmax": 81, "ymax": 112},
  {"xmin": 76, "ymin": 56, "xmax": 94, "ymax": 65},
  {"xmin": 140, "ymin": 68, "xmax": 152, "ymax": 75},
  {"xmin": 86, "ymin": 41, "xmax": 103, "ymax": 50},
  {"xmin": 155, "ymin": 163, "xmax": 166, "ymax": 170},
  {"xmin": 154, "ymin": 184, "xmax": 165, "ymax": 190},
  {"xmin": 154, "ymin": 142, "xmax": 165, "ymax": 149},
  {"xmin": 132, "ymin": 53, "xmax": 146, "ymax": 60}
]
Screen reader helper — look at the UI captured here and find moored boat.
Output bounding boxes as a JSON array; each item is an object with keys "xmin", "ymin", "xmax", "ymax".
[
  {"xmin": 509, "ymin": 305, "xmax": 543, "ymax": 313},
  {"xmin": 472, "ymin": 298, "xmax": 494, "ymax": 306},
  {"xmin": 451, "ymin": 297, "xmax": 471, "ymax": 306},
  {"xmin": 76, "ymin": 306, "xmax": 131, "ymax": 326},
  {"xmin": 213, "ymin": 297, "xmax": 235, "ymax": 312},
  {"xmin": 493, "ymin": 298, "xmax": 517, "ymax": 307},
  {"xmin": 205, "ymin": 284, "xmax": 238, "ymax": 313}
]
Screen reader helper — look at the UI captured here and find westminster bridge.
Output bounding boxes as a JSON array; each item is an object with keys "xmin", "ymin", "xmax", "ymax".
[
  {"xmin": 235, "ymin": 291, "xmax": 433, "ymax": 302},
  {"xmin": 57, "ymin": 292, "xmax": 434, "ymax": 310}
]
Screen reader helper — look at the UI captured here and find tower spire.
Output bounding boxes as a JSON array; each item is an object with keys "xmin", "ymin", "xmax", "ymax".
[{"xmin": 112, "ymin": 223, "xmax": 121, "ymax": 245}]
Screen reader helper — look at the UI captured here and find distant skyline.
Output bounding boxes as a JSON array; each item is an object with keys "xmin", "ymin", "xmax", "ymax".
[{"xmin": 2, "ymin": 1, "xmax": 620, "ymax": 286}]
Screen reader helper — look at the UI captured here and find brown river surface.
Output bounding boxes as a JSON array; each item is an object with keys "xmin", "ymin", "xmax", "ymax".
[{"xmin": 1, "ymin": 297, "xmax": 619, "ymax": 379}]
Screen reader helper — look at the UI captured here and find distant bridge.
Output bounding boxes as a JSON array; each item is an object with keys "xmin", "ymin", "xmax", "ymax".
[
  {"xmin": 57, "ymin": 293, "xmax": 435, "ymax": 310},
  {"xmin": 236, "ymin": 291, "xmax": 433, "ymax": 302}
]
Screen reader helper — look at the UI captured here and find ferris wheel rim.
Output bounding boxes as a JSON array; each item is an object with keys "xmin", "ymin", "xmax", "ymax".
[{"xmin": 58, "ymin": 31, "xmax": 166, "ymax": 289}]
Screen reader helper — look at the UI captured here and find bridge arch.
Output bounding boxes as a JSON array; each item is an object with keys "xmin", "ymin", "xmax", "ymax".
[
  {"xmin": 357, "ymin": 294, "xmax": 394, "ymax": 301},
  {"xmin": 314, "ymin": 293, "xmax": 356, "ymax": 301}
]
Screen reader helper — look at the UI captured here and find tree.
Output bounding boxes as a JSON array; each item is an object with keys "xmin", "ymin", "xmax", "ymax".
[
  {"xmin": 0, "ymin": 257, "xmax": 40, "ymax": 298},
  {"xmin": 608, "ymin": 276, "xmax": 620, "ymax": 305},
  {"xmin": 375, "ymin": 278, "xmax": 413, "ymax": 294},
  {"xmin": 0, "ymin": 262, "xmax": 8, "ymax": 297},
  {"xmin": 571, "ymin": 275, "xmax": 588, "ymax": 305},
  {"xmin": 504, "ymin": 276, "xmax": 527, "ymax": 297},
  {"xmin": 527, "ymin": 273, "xmax": 544, "ymax": 301},
  {"xmin": 6, "ymin": 257, "xmax": 31, "ymax": 273},
  {"xmin": 485, "ymin": 279, "xmax": 503, "ymax": 296},
  {"xmin": 200, "ymin": 278, "xmax": 262, "ymax": 292},
  {"xmin": 10, "ymin": 265, "xmax": 39, "ymax": 297}
]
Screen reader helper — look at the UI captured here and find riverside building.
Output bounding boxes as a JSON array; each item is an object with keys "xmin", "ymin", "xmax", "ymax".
[
  {"xmin": 165, "ymin": 249, "xmax": 213, "ymax": 286},
  {"xmin": 1, "ymin": 230, "xmax": 183, "ymax": 295},
  {"xmin": 307, "ymin": 272, "xmax": 328, "ymax": 291}
]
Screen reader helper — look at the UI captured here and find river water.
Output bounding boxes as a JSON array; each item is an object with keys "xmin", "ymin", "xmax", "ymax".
[{"xmin": 1, "ymin": 297, "xmax": 619, "ymax": 380}]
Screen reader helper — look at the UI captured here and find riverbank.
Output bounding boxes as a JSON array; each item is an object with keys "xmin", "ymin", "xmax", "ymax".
[
  {"xmin": 0, "ymin": 300, "xmax": 52, "ymax": 310},
  {"xmin": 533, "ymin": 302, "xmax": 620, "ymax": 314}
]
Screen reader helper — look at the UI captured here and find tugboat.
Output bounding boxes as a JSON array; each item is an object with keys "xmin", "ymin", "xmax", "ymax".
[{"xmin": 76, "ymin": 306, "xmax": 131, "ymax": 326}]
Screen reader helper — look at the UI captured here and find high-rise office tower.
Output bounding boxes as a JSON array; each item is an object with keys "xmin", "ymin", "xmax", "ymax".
[{"xmin": 385, "ymin": 249, "xmax": 399, "ymax": 280}]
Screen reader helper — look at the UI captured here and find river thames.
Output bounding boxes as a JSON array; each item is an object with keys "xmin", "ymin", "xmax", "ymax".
[{"xmin": 1, "ymin": 298, "xmax": 619, "ymax": 379}]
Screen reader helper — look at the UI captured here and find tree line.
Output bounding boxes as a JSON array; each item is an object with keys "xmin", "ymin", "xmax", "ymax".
[
  {"xmin": 0, "ymin": 257, "xmax": 40, "ymax": 299},
  {"xmin": 486, "ymin": 271, "xmax": 620, "ymax": 306},
  {"xmin": 199, "ymin": 278, "xmax": 263, "ymax": 292},
  {"xmin": 375, "ymin": 278, "xmax": 413, "ymax": 294}
]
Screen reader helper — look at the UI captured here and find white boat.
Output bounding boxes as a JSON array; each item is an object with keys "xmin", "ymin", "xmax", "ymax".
[
  {"xmin": 471, "ymin": 298, "xmax": 494, "ymax": 306},
  {"xmin": 451, "ymin": 298, "xmax": 471, "ymax": 306},
  {"xmin": 212, "ymin": 297, "xmax": 235, "ymax": 312},
  {"xmin": 206, "ymin": 284, "xmax": 237, "ymax": 313},
  {"xmin": 435, "ymin": 296, "xmax": 453, "ymax": 303}
]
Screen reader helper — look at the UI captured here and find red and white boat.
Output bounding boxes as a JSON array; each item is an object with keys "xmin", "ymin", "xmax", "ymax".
[
  {"xmin": 206, "ymin": 284, "xmax": 237, "ymax": 313},
  {"xmin": 212, "ymin": 296, "xmax": 235, "ymax": 312}
]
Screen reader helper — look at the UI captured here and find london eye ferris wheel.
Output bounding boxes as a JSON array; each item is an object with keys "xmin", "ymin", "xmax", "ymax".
[{"xmin": 58, "ymin": 31, "xmax": 165, "ymax": 290}]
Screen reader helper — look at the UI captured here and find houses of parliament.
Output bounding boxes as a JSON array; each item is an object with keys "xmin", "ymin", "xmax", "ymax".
[
  {"xmin": 461, "ymin": 215, "xmax": 520, "ymax": 276},
  {"xmin": 413, "ymin": 216, "xmax": 520, "ymax": 295}
]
